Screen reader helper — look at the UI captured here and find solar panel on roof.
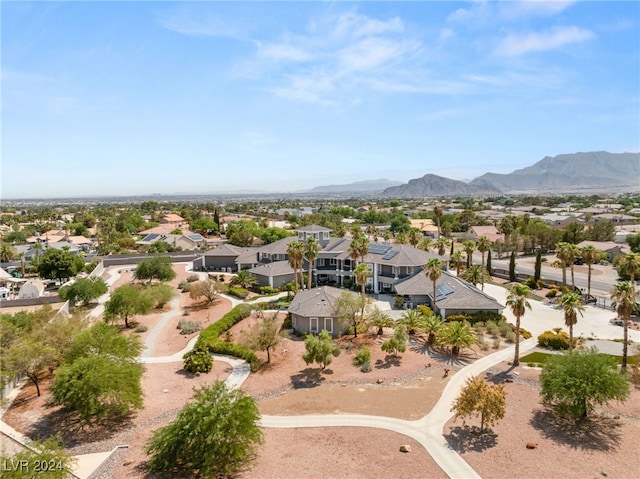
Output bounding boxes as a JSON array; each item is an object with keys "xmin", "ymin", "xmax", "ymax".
[
  {"xmin": 382, "ymin": 250, "xmax": 399, "ymax": 260},
  {"xmin": 368, "ymin": 244, "xmax": 392, "ymax": 255},
  {"xmin": 435, "ymin": 283, "xmax": 454, "ymax": 301},
  {"xmin": 189, "ymin": 234, "xmax": 204, "ymax": 241},
  {"xmin": 142, "ymin": 234, "xmax": 159, "ymax": 242}
]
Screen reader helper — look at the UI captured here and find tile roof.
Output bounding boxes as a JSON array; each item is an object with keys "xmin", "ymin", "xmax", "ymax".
[
  {"xmin": 288, "ymin": 286, "xmax": 356, "ymax": 317},
  {"xmin": 249, "ymin": 261, "xmax": 294, "ymax": 277}
]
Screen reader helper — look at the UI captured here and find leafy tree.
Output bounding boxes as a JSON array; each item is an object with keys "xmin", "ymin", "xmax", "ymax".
[
  {"xmin": 58, "ymin": 277, "xmax": 108, "ymax": 306},
  {"xmin": 242, "ymin": 314, "xmax": 285, "ymax": 363},
  {"xmin": 303, "ymin": 330, "xmax": 340, "ymax": 370},
  {"xmin": 451, "ymin": 376, "xmax": 507, "ymax": 433},
  {"xmin": 2, "ymin": 337, "xmax": 57, "ymax": 397},
  {"xmin": 333, "ymin": 291, "xmax": 366, "ymax": 337},
  {"xmin": 104, "ymin": 284, "xmax": 153, "ymax": 328},
  {"xmin": 189, "ymin": 279, "xmax": 222, "ymax": 305},
  {"xmin": 586, "ymin": 219, "xmax": 615, "ymax": 242},
  {"xmin": 627, "ymin": 234, "xmax": 640, "ymax": 254},
  {"xmin": 146, "ymin": 381, "xmax": 263, "ymax": 478},
  {"xmin": 505, "ymin": 283, "xmax": 531, "ymax": 366},
  {"xmin": 226, "ymin": 220, "xmax": 258, "ymax": 247},
  {"xmin": 304, "ymin": 237, "xmax": 321, "ymax": 290},
  {"xmin": 437, "ymin": 321, "xmax": 476, "ymax": 356},
  {"xmin": 230, "ymin": 270, "xmax": 258, "ymax": 290},
  {"xmin": 540, "ymin": 348, "xmax": 630, "ymax": 419},
  {"xmin": 0, "ymin": 436, "xmax": 76, "ymax": 479},
  {"xmin": 367, "ymin": 305, "xmax": 394, "ymax": 335},
  {"xmin": 610, "ymin": 281, "xmax": 639, "ymax": 369},
  {"xmin": 134, "ymin": 256, "xmax": 176, "ymax": 283},
  {"xmin": 50, "ymin": 354, "xmax": 144, "ymax": 422},
  {"xmin": 183, "ymin": 347, "xmax": 213, "ymax": 373},
  {"xmin": 425, "ymin": 258, "xmax": 443, "ymax": 309},
  {"xmin": 486, "ymin": 248, "xmax": 492, "ymax": 275},
  {"xmin": 558, "ymin": 292, "xmax": 584, "ymax": 350},
  {"xmin": 259, "ymin": 226, "xmax": 293, "ymax": 244},
  {"xmin": 37, "ymin": 248, "xmax": 84, "ymax": 282},
  {"xmin": 381, "ymin": 325, "xmax": 408, "ymax": 357},
  {"xmin": 190, "ymin": 217, "xmax": 218, "ymax": 235}
]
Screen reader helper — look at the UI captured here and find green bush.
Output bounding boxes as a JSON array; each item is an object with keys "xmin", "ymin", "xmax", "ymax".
[
  {"xmin": 498, "ymin": 323, "xmax": 512, "ymax": 337},
  {"xmin": 524, "ymin": 277, "xmax": 539, "ymax": 289},
  {"xmin": 178, "ymin": 319, "xmax": 203, "ymax": 335},
  {"xmin": 353, "ymin": 346, "xmax": 371, "ymax": 366},
  {"xmin": 229, "ymin": 287, "xmax": 249, "ymax": 299},
  {"xmin": 393, "ymin": 296, "xmax": 405, "ymax": 309},
  {"xmin": 186, "ymin": 274, "xmax": 199, "ymax": 283},
  {"xmin": 492, "ymin": 337, "xmax": 501, "ymax": 349},
  {"xmin": 504, "ymin": 330, "xmax": 516, "ymax": 342},
  {"xmin": 520, "ymin": 328, "xmax": 532, "ymax": 340},
  {"xmin": 178, "ymin": 281, "xmax": 191, "ymax": 292},
  {"xmin": 537, "ymin": 330, "xmax": 570, "ymax": 350},
  {"xmin": 546, "ymin": 289, "xmax": 559, "ymax": 299},
  {"xmin": 134, "ymin": 324, "xmax": 148, "ymax": 333},
  {"xmin": 446, "ymin": 311, "xmax": 505, "ymax": 325},
  {"xmin": 361, "ymin": 361, "xmax": 371, "ymax": 373},
  {"xmin": 195, "ymin": 304, "xmax": 259, "ymax": 371},
  {"xmin": 183, "ymin": 347, "xmax": 213, "ymax": 373},
  {"xmin": 258, "ymin": 285, "xmax": 279, "ymax": 295}
]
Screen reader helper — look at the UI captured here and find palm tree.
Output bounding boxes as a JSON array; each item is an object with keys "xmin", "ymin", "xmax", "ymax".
[
  {"xmin": 476, "ymin": 235, "xmax": 491, "ymax": 291},
  {"xmin": 349, "ymin": 234, "xmax": 370, "ymax": 265},
  {"xmin": 425, "ymin": 258, "xmax": 444, "ymax": 310},
  {"xmin": 450, "ymin": 250, "xmax": 464, "ymax": 276},
  {"xmin": 461, "ymin": 265, "xmax": 484, "ymax": 287},
  {"xmin": 437, "ymin": 321, "xmax": 476, "ymax": 356},
  {"xmin": 558, "ymin": 292, "xmax": 584, "ymax": 350},
  {"xmin": 399, "ymin": 309, "xmax": 425, "ymax": 336},
  {"xmin": 505, "ymin": 283, "xmax": 531, "ymax": 366},
  {"xmin": 581, "ymin": 245, "xmax": 603, "ymax": 297},
  {"xmin": 407, "ymin": 228, "xmax": 421, "ymax": 247},
  {"xmin": 230, "ymin": 270, "xmax": 258, "ymax": 289},
  {"xmin": 433, "ymin": 205, "xmax": 443, "ymax": 238},
  {"xmin": 555, "ymin": 242, "xmax": 571, "ymax": 289},
  {"xmin": 304, "ymin": 237, "xmax": 321, "ymax": 290},
  {"xmin": 566, "ymin": 243, "xmax": 581, "ymax": 289},
  {"xmin": 367, "ymin": 306, "xmax": 394, "ymax": 335},
  {"xmin": 353, "ymin": 262, "xmax": 369, "ymax": 328},
  {"xmin": 423, "ymin": 314, "xmax": 443, "ymax": 345},
  {"xmin": 463, "ymin": 240, "xmax": 476, "ymax": 269},
  {"xmin": 435, "ymin": 237, "xmax": 449, "ymax": 257},
  {"xmin": 32, "ymin": 242, "xmax": 44, "ymax": 266},
  {"xmin": 610, "ymin": 281, "xmax": 639, "ymax": 369},
  {"xmin": 615, "ymin": 252, "xmax": 640, "ymax": 286},
  {"xmin": 287, "ymin": 240, "xmax": 305, "ymax": 292},
  {"xmin": 0, "ymin": 242, "xmax": 17, "ymax": 262},
  {"xmin": 417, "ymin": 238, "xmax": 433, "ymax": 252},
  {"xmin": 395, "ymin": 231, "xmax": 408, "ymax": 245}
]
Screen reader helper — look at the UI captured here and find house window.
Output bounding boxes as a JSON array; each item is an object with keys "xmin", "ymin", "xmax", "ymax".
[
  {"xmin": 324, "ymin": 318, "xmax": 333, "ymax": 333},
  {"xmin": 330, "ymin": 258, "xmax": 337, "ymax": 266},
  {"xmin": 310, "ymin": 317, "xmax": 318, "ymax": 333}
]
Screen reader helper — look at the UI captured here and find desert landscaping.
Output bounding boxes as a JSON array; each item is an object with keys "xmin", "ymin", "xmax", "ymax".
[{"xmin": 2, "ymin": 263, "xmax": 639, "ymax": 479}]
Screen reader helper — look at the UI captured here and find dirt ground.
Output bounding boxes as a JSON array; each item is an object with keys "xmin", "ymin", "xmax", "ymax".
[{"xmin": 3, "ymin": 264, "xmax": 640, "ymax": 479}]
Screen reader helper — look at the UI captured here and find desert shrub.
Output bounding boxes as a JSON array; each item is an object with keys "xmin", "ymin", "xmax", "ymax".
[
  {"xmin": 186, "ymin": 274, "xmax": 199, "ymax": 283},
  {"xmin": 361, "ymin": 361, "xmax": 372, "ymax": 373},
  {"xmin": 134, "ymin": 324, "xmax": 148, "ymax": 333},
  {"xmin": 258, "ymin": 285, "xmax": 279, "ymax": 295},
  {"xmin": 145, "ymin": 284, "xmax": 176, "ymax": 308},
  {"xmin": 546, "ymin": 289, "xmax": 559, "ymax": 299},
  {"xmin": 524, "ymin": 277, "xmax": 539, "ymax": 289},
  {"xmin": 393, "ymin": 296, "xmax": 405, "ymax": 309},
  {"xmin": 476, "ymin": 333, "xmax": 489, "ymax": 351},
  {"xmin": 504, "ymin": 330, "xmax": 516, "ymax": 342},
  {"xmin": 229, "ymin": 287, "xmax": 249, "ymax": 299},
  {"xmin": 178, "ymin": 281, "xmax": 191, "ymax": 292},
  {"xmin": 537, "ymin": 330, "xmax": 570, "ymax": 350},
  {"xmin": 492, "ymin": 337, "xmax": 501, "ymax": 349},
  {"xmin": 445, "ymin": 314, "xmax": 471, "ymax": 324},
  {"xmin": 353, "ymin": 346, "xmax": 371, "ymax": 366},
  {"xmin": 417, "ymin": 305, "xmax": 434, "ymax": 317},
  {"xmin": 498, "ymin": 323, "xmax": 512, "ymax": 337},
  {"xmin": 474, "ymin": 321, "xmax": 485, "ymax": 330},
  {"xmin": 520, "ymin": 328, "xmax": 532, "ymax": 340},
  {"xmin": 178, "ymin": 319, "xmax": 203, "ymax": 335},
  {"xmin": 183, "ymin": 347, "xmax": 213, "ymax": 373}
]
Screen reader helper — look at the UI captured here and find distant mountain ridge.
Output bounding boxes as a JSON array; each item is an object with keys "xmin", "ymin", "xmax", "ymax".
[
  {"xmin": 382, "ymin": 151, "xmax": 639, "ymax": 198},
  {"xmin": 308, "ymin": 179, "xmax": 402, "ymax": 193}
]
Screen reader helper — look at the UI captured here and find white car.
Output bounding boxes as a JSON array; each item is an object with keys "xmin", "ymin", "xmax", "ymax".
[{"xmin": 611, "ymin": 318, "xmax": 625, "ymax": 326}]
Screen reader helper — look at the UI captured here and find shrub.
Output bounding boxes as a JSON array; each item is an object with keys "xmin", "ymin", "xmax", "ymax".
[
  {"xmin": 186, "ymin": 274, "xmax": 199, "ymax": 283},
  {"xmin": 520, "ymin": 328, "xmax": 532, "ymax": 340},
  {"xmin": 183, "ymin": 347, "xmax": 213, "ymax": 373},
  {"xmin": 498, "ymin": 323, "xmax": 512, "ymax": 338},
  {"xmin": 353, "ymin": 346, "xmax": 371, "ymax": 366},
  {"xmin": 546, "ymin": 290, "xmax": 559, "ymax": 299},
  {"xmin": 258, "ymin": 285, "xmax": 279, "ymax": 295},
  {"xmin": 537, "ymin": 330, "xmax": 570, "ymax": 350},
  {"xmin": 361, "ymin": 361, "xmax": 371, "ymax": 373},
  {"xmin": 524, "ymin": 277, "xmax": 539, "ymax": 289},
  {"xmin": 492, "ymin": 337, "xmax": 501, "ymax": 349},
  {"xmin": 393, "ymin": 296, "xmax": 405, "ymax": 309},
  {"xmin": 229, "ymin": 287, "xmax": 249, "ymax": 299},
  {"xmin": 504, "ymin": 330, "xmax": 516, "ymax": 342},
  {"xmin": 178, "ymin": 319, "xmax": 203, "ymax": 335},
  {"xmin": 134, "ymin": 324, "xmax": 148, "ymax": 333},
  {"xmin": 178, "ymin": 281, "xmax": 191, "ymax": 292}
]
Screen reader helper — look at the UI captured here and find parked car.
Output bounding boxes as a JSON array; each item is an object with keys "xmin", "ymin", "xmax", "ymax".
[{"xmin": 611, "ymin": 318, "xmax": 625, "ymax": 326}]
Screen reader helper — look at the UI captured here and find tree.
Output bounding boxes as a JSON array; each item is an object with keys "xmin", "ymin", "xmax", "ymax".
[
  {"xmin": 399, "ymin": 308, "xmax": 425, "ymax": 336},
  {"xmin": 540, "ymin": 348, "xmax": 630, "ymax": 419},
  {"xmin": 558, "ymin": 292, "xmax": 584, "ymax": 350},
  {"xmin": 37, "ymin": 248, "xmax": 84, "ymax": 282},
  {"xmin": 461, "ymin": 265, "xmax": 485, "ymax": 287},
  {"xmin": 381, "ymin": 325, "xmax": 408, "ymax": 357},
  {"xmin": 303, "ymin": 330, "xmax": 340, "ymax": 369},
  {"xmin": 0, "ymin": 242, "xmax": 18, "ymax": 262},
  {"xmin": 3, "ymin": 337, "xmax": 56, "ymax": 397},
  {"xmin": 145, "ymin": 283, "xmax": 177, "ymax": 308},
  {"xmin": 450, "ymin": 250, "xmax": 464, "ymax": 276},
  {"xmin": 463, "ymin": 240, "xmax": 476, "ymax": 268},
  {"xmin": 437, "ymin": 321, "xmax": 476, "ymax": 356},
  {"xmin": 433, "ymin": 205, "xmax": 443, "ymax": 238},
  {"xmin": 367, "ymin": 306, "xmax": 394, "ymax": 335},
  {"xmin": 58, "ymin": 277, "xmax": 108, "ymax": 306},
  {"xmin": 333, "ymin": 291, "xmax": 366, "ymax": 337},
  {"xmin": 104, "ymin": 284, "xmax": 153, "ymax": 328},
  {"xmin": 486, "ymin": 248, "xmax": 492, "ymax": 276},
  {"xmin": 435, "ymin": 237, "xmax": 449, "ymax": 256},
  {"xmin": 418, "ymin": 238, "xmax": 433, "ymax": 252},
  {"xmin": 287, "ymin": 240, "xmax": 305, "ymax": 291},
  {"xmin": 190, "ymin": 217, "xmax": 218, "ymax": 235},
  {"xmin": 189, "ymin": 279, "xmax": 222, "ymax": 305},
  {"xmin": 610, "ymin": 281, "xmax": 639, "ymax": 369},
  {"xmin": 555, "ymin": 242, "xmax": 572, "ymax": 288},
  {"xmin": 423, "ymin": 314, "xmax": 443, "ymax": 345},
  {"xmin": 226, "ymin": 220, "xmax": 258, "ymax": 246},
  {"xmin": 0, "ymin": 436, "xmax": 76, "ymax": 479},
  {"xmin": 505, "ymin": 284, "xmax": 531, "ymax": 366},
  {"xmin": 146, "ymin": 381, "xmax": 263, "ymax": 478},
  {"xmin": 134, "ymin": 256, "xmax": 176, "ymax": 283},
  {"xmin": 509, "ymin": 250, "xmax": 516, "ymax": 282},
  {"xmin": 50, "ymin": 354, "xmax": 144, "ymax": 422},
  {"xmin": 304, "ymin": 237, "xmax": 321, "ymax": 290},
  {"xmin": 242, "ymin": 314, "xmax": 284, "ymax": 363},
  {"xmin": 349, "ymin": 233, "xmax": 370, "ymax": 264},
  {"xmin": 475, "ymin": 236, "xmax": 491, "ymax": 290},
  {"xmin": 353, "ymin": 262, "xmax": 369, "ymax": 324},
  {"xmin": 425, "ymin": 258, "xmax": 443, "ymax": 309},
  {"xmin": 581, "ymin": 245, "xmax": 604, "ymax": 297},
  {"xmin": 614, "ymin": 252, "xmax": 640, "ymax": 285},
  {"xmin": 451, "ymin": 376, "xmax": 507, "ymax": 433},
  {"xmin": 63, "ymin": 323, "xmax": 142, "ymax": 364},
  {"xmin": 534, "ymin": 249, "xmax": 542, "ymax": 283}
]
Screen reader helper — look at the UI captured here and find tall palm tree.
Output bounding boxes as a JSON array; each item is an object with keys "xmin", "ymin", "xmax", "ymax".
[
  {"xmin": 304, "ymin": 237, "xmax": 320, "ymax": 290},
  {"xmin": 287, "ymin": 240, "xmax": 305, "ymax": 292},
  {"xmin": 0, "ymin": 243, "xmax": 18, "ymax": 262},
  {"xmin": 611, "ymin": 281, "xmax": 639, "ymax": 369},
  {"xmin": 566, "ymin": 243, "xmax": 581, "ymax": 289},
  {"xmin": 615, "ymin": 252, "xmax": 640, "ymax": 286},
  {"xmin": 581, "ymin": 245, "xmax": 603, "ymax": 297},
  {"xmin": 505, "ymin": 283, "xmax": 531, "ymax": 366},
  {"xmin": 555, "ymin": 242, "xmax": 571, "ymax": 289},
  {"xmin": 461, "ymin": 265, "xmax": 484, "ymax": 287},
  {"xmin": 450, "ymin": 250, "xmax": 464, "ymax": 276},
  {"xmin": 417, "ymin": 238, "xmax": 433, "ymax": 252},
  {"xmin": 353, "ymin": 262, "xmax": 369, "ymax": 327},
  {"xmin": 408, "ymin": 228, "xmax": 421, "ymax": 248},
  {"xmin": 433, "ymin": 205, "xmax": 443, "ymax": 238},
  {"xmin": 349, "ymin": 234, "xmax": 370, "ymax": 265},
  {"xmin": 558, "ymin": 292, "xmax": 584, "ymax": 350},
  {"xmin": 32, "ymin": 242, "xmax": 44, "ymax": 266},
  {"xmin": 435, "ymin": 237, "xmax": 449, "ymax": 256},
  {"xmin": 425, "ymin": 258, "xmax": 444, "ymax": 310},
  {"xmin": 476, "ymin": 235, "xmax": 491, "ymax": 291},
  {"xmin": 463, "ymin": 240, "xmax": 476, "ymax": 269}
]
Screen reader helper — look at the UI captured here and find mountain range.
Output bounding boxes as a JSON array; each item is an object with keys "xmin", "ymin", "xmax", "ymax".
[{"xmin": 381, "ymin": 151, "xmax": 639, "ymax": 198}]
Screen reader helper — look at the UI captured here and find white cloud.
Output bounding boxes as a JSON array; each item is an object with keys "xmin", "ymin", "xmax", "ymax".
[
  {"xmin": 156, "ymin": 12, "xmax": 245, "ymax": 39},
  {"xmin": 494, "ymin": 26, "xmax": 594, "ymax": 56},
  {"xmin": 256, "ymin": 42, "xmax": 310, "ymax": 62},
  {"xmin": 438, "ymin": 28, "xmax": 455, "ymax": 42},
  {"xmin": 498, "ymin": 0, "xmax": 576, "ymax": 20}
]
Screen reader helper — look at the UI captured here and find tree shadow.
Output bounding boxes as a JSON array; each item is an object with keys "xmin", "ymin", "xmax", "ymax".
[
  {"xmin": 409, "ymin": 341, "xmax": 473, "ymax": 366},
  {"xmin": 374, "ymin": 355, "xmax": 402, "ymax": 369},
  {"xmin": 529, "ymin": 407, "xmax": 623, "ymax": 452},
  {"xmin": 27, "ymin": 406, "xmax": 135, "ymax": 448},
  {"xmin": 290, "ymin": 368, "xmax": 325, "ymax": 389},
  {"xmin": 445, "ymin": 425, "xmax": 498, "ymax": 453}
]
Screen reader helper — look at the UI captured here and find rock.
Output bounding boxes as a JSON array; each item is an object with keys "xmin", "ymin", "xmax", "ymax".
[
  {"xmin": 613, "ymin": 415, "xmax": 620, "ymax": 420},
  {"xmin": 601, "ymin": 472, "xmax": 608, "ymax": 477},
  {"xmin": 377, "ymin": 378, "xmax": 384, "ymax": 384},
  {"xmin": 399, "ymin": 445, "xmax": 412, "ymax": 453},
  {"xmin": 504, "ymin": 379, "xmax": 513, "ymax": 383},
  {"xmin": 526, "ymin": 442, "xmax": 538, "ymax": 449}
]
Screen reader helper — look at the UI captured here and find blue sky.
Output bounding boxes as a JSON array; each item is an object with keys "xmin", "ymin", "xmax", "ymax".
[{"xmin": 2, "ymin": 1, "xmax": 639, "ymax": 199}]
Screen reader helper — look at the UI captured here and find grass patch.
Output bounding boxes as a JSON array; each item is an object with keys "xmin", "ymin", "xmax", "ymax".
[{"xmin": 520, "ymin": 351, "xmax": 640, "ymax": 366}]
